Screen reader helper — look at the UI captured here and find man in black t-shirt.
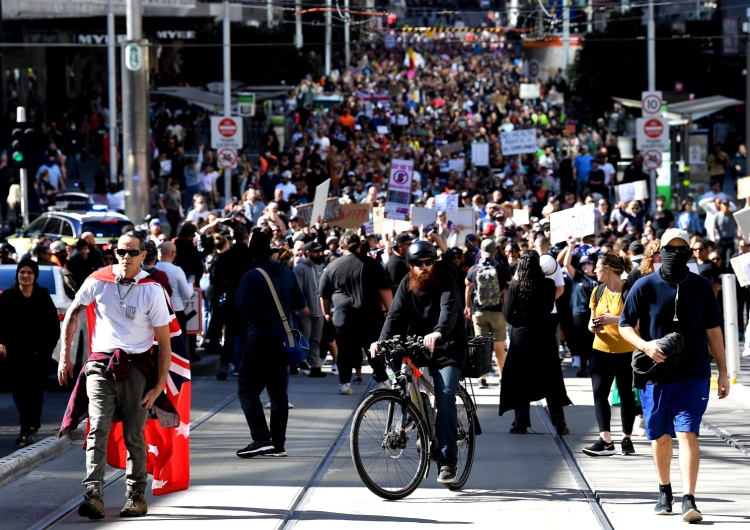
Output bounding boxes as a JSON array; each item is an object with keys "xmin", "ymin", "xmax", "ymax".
[
  {"xmin": 385, "ymin": 232, "xmax": 412, "ymax": 294},
  {"xmin": 689, "ymin": 238, "xmax": 721, "ymax": 297},
  {"xmin": 464, "ymin": 239, "xmax": 512, "ymax": 387},
  {"xmin": 319, "ymin": 233, "xmax": 393, "ymax": 395},
  {"xmin": 646, "ymin": 195, "xmax": 675, "ymax": 232}
]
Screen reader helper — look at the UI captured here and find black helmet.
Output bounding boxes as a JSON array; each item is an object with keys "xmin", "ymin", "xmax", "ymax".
[{"xmin": 406, "ymin": 240, "xmax": 437, "ymax": 263}]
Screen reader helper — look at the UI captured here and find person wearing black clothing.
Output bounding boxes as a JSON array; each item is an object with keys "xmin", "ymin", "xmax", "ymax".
[
  {"xmin": 501, "ymin": 250, "xmax": 572, "ymax": 434},
  {"xmin": 319, "ymin": 233, "xmax": 393, "ymax": 395},
  {"xmin": 646, "ymin": 195, "xmax": 675, "ymax": 233},
  {"xmin": 557, "ymin": 149, "xmax": 574, "ymax": 194},
  {"xmin": 211, "ymin": 225, "xmax": 252, "ymax": 379},
  {"xmin": 372, "ymin": 240, "xmax": 467, "ymax": 484},
  {"xmin": 0, "ymin": 259, "xmax": 60, "ymax": 446},
  {"xmin": 68, "ymin": 238, "xmax": 100, "ymax": 290},
  {"xmin": 690, "ymin": 238, "xmax": 721, "ymax": 297},
  {"xmin": 385, "ymin": 232, "xmax": 412, "ymax": 293},
  {"xmin": 561, "ymin": 238, "xmax": 598, "ymax": 377},
  {"xmin": 587, "ymin": 159, "xmax": 606, "ymax": 197}
]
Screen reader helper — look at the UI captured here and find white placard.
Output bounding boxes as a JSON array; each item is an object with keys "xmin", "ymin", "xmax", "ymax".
[
  {"xmin": 616, "ymin": 181, "xmax": 649, "ymax": 202},
  {"xmin": 376, "ymin": 125, "xmax": 390, "ymax": 135},
  {"xmin": 310, "ymin": 178, "xmax": 331, "ymax": 226},
  {"xmin": 448, "ymin": 158, "xmax": 465, "ymax": 173},
  {"xmin": 512, "ymin": 209, "xmax": 530, "ymax": 226},
  {"xmin": 410, "ymin": 206, "xmax": 436, "ymax": 226},
  {"xmin": 730, "ymin": 253, "xmax": 750, "ymax": 287},
  {"xmin": 550, "ymin": 204, "xmax": 596, "ymax": 244},
  {"xmin": 733, "ymin": 207, "xmax": 750, "ymax": 239},
  {"xmin": 519, "ymin": 83, "xmax": 541, "ymax": 99},
  {"xmin": 500, "ymin": 129, "xmax": 538, "ymax": 156},
  {"xmin": 472, "ymin": 142, "xmax": 489, "ymax": 167},
  {"xmin": 445, "ymin": 208, "xmax": 476, "ymax": 248},
  {"xmin": 381, "ymin": 219, "xmax": 413, "ymax": 235},
  {"xmin": 434, "ymin": 194, "xmax": 459, "ymax": 212}
]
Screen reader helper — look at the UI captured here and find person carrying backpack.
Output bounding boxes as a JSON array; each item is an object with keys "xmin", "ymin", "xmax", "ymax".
[{"xmin": 464, "ymin": 238, "xmax": 512, "ymax": 387}]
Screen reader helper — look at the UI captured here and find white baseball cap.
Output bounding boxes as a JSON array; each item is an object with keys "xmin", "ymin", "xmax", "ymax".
[{"xmin": 660, "ymin": 228, "xmax": 689, "ymax": 249}]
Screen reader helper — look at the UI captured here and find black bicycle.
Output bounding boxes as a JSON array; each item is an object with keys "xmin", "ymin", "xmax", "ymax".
[{"xmin": 349, "ymin": 335, "xmax": 479, "ymax": 500}]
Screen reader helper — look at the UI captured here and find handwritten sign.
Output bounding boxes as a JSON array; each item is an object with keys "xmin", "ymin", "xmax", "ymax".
[
  {"xmin": 616, "ymin": 181, "xmax": 649, "ymax": 202},
  {"xmin": 738, "ymin": 177, "xmax": 750, "ymax": 200},
  {"xmin": 330, "ymin": 203, "xmax": 371, "ymax": 230},
  {"xmin": 550, "ymin": 204, "xmax": 596, "ymax": 244},
  {"xmin": 500, "ymin": 129, "xmax": 537, "ymax": 156},
  {"xmin": 730, "ymin": 253, "xmax": 750, "ymax": 287},
  {"xmin": 512, "ymin": 209, "xmax": 530, "ymax": 226},
  {"xmin": 296, "ymin": 197, "xmax": 340, "ymax": 226},
  {"xmin": 434, "ymin": 194, "xmax": 459, "ymax": 212}
]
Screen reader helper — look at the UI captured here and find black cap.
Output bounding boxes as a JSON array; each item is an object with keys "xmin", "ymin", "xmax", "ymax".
[
  {"xmin": 393, "ymin": 232, "xmax": 413, "ymax": 246},
  {"xmin": 304, "ymin": 241, "xmax": 324, "ymax": 252}
]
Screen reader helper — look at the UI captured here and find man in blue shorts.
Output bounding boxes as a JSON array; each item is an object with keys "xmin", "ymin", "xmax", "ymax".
[{"xmin": 619, "ymin": 228, "xmax": 729, "ymax": 523}]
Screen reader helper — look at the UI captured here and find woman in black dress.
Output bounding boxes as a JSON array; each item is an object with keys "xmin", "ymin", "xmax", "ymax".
[{"xmin": 501, "ymin": 250, "xmax": 572, "ymax": 434}]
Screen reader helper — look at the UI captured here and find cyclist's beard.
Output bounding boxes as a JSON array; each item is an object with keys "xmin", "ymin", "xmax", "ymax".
[{"xmin": 407, "ymin": 267, "xmax": 437, "ymax": 293}]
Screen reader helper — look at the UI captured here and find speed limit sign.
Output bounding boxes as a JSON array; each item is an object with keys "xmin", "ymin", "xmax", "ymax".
[{"xmin": 641, "ymin": 91, "xmax": 662, "ymax": 117}]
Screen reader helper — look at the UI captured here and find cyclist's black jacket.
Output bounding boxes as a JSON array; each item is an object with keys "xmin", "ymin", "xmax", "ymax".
[{"xmin": 379, "ymin": 260, "xmax": 467, "ymax": 370}]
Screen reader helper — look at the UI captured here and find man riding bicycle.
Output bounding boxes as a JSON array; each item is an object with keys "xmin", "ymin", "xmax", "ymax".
[{"xmin": 370, "ymin": 240, "xmax": 467, "ymax": 484}]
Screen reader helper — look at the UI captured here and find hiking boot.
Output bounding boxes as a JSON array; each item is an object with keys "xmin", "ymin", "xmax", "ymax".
[
  {"xmin": 78, "ymin": 489, "xmax": 105, "ymax": 520},
  {"xmin": 15, "ymin": 428, "xmax": 26, "ymax": 447},
  {"xmin": 268, "ymin": 447, "xmax": 287, "ymax": 457},
  {"xmin": 339, "ymin": 383, "xmax": 354, "ymax": 395},
  {"xmin": 307, "ymin": 367, "xmax": 326, "ymax": 378},
  {"xmin": 437, "ymin": 465, "xmax": 457, "ymax": 484},
  {"xmin": 681, "ymin": 494, "xmax": 702, "ymax": 522},
  {"xmin": 654, "ymin": 489, "xmax": 674, "ymax": 515},
  {"xmin": 120, "ymin": 491, "xmax": 147, "ymax": 517},
  {"xmin": 582, "ymin": 438, "xmax": 616, "ymax": 457},
  {"xmin": 621, "ymin": 437, "xmax": 635, "ymax": 455},
  {"xmin": 236, "ymin": 440, "xmax": 275, "ymax": 458}
]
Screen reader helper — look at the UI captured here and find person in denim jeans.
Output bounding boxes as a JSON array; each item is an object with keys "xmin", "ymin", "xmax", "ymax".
[{"xmin": 371, "ymin": 240, "xmax": 467, "ymax": 485}]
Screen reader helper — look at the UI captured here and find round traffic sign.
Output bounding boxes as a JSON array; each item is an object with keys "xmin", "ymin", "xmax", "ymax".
[
  {"xmin": 218, "ymin": 118, "xmax": 237, "ymax": 138},
  {"xmin": 642, "ymin": 94, "xmax": 662, "ymax": 116},
  {"xmin": 643, "ymin": 119, "xmax": 664, "ymax": 139},
  {"xmin": 217, "ymin": 148, "xmax": 238, "ymax": 168},
  {"xmin": 643, "ymin": 149, "xmax": 662, "ymax": 170}
]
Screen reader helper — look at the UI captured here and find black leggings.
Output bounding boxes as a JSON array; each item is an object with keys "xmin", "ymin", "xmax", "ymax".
[
  {"xmin": 570, "ymin": 313, "xmax": 595, "ymax": 366},
  {"xmin": 590, "ymin": 349, "xmax": 636, "ymax": 435}
]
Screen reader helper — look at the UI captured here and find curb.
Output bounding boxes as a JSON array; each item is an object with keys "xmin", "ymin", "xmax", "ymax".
[{"xmin": 0, "ymin": 433, "xmax": 75, "ymax": 488}]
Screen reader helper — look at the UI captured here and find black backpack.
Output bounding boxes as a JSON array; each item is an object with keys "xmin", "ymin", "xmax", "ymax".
[{"xmin": 594, "ymin": 281, "xmax": 631, "ymax": 307}]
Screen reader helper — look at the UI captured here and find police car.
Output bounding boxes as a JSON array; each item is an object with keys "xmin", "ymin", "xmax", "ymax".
[
  {"xmin": 0, "ymin": 264, "xmax": 89, "ymax": 378},
  {"xmin": 7, "ymin": 210, "xmax": 133, "ymax": 256}
]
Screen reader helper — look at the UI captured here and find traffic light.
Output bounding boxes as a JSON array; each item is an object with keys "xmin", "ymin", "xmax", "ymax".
[
  {"xmin": 386, "ymin": 13, "xmax": 397, "ymax": 26},
  {"xmin": 10, "ymin": 122, "xmax": 34, "ymax": 169}
]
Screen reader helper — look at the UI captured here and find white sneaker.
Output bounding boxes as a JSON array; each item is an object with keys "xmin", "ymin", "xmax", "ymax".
[
  {"xmin": 339, "ymin": 383, "xmax": 354, "ymax": 395},
  {"xmin": 265, "ymin": 402, "xmax": 295, "ymax": 409},
  {"xmin": 331, "ymin": 363, "xmax": 339, "ymax": 375},
  {"xmin": 633, "ymin": 414, "xmax": 646, "ymax": 437},
  {"xmin": 571, "ymin": 356, "xmax": 581, "ymax": 369}
]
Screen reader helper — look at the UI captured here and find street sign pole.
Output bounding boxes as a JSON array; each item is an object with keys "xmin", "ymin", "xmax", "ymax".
[
  {"xmin": 647, "ymin": 0, "xmax": 657, "ymax": 212},
  {"xmin": 16, "ymin": 106, "xmax": 29, "ymax": 227},
  {"xmin": 223, "ymin": 0, "xmax": 232, "ymax": 208}
]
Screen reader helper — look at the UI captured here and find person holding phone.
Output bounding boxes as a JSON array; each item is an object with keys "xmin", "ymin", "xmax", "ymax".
[{"xmin": 583, "ymin": 252, "xmax": 636, "ymax": 458}]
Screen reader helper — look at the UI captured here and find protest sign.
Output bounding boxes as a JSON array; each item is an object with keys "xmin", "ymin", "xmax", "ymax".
[
  {"xmin": 616, "ymin": 181, "xmax": 649, "ymax": 202},
  {"xmin": 384, "ymin": 159, "xmax": 413, "ymax": 220},
  {"xmin": 448, "ymin": 158, "xmax": 465, "ymax": 173},
  {"xmin": 438, "ymin": 141, "xmax": 464, "ymax": 156},
  {"xmin": 435, "ymin": 194, "xmax": 459, "ymax": 212},
  {"xmin": 500, "ymin": 129, "xmax": 537, "ymax": 155},
  {"xmin": 734, "ymin": 207, "xmax": 750, "ymax": 239},
  {"xmin": 296, "ymin": 198, "xmax": 341, "ymax": 227},
  {"xmin": 330, "ymin": 203, "xmax": 371, "ymax": 230},
  {"xmin": 445, "ymin": 208, "xmax": 476, "ymax": 248},
  {"xmin": 310, "ymin": 179, "xmax": 331, "ymax": 226},
  {"xmin": 549, "ymin": 204, "xmax": 596, "ymax": 244},
  {"xmin": 512, "ymin": 209, "xmax": 530, "ymax": 226},
  {"xmin": 410, "ymin": 206, "xmax": 436, "ymax": 227},
  {"xmin": 738, "ymin": 177, "xmax": 750, "ymax": 200},
  {"xmin": 519, "ymin": 83, "xmax": 541, "ymax": 99},
  {"xmin": 472, "ymin": 142, "xmax": 489, "ymax": 166},
  {"xmin": 382, "ymin": 219, "xmax": 413, "ymax": 235},
  {"xmin": 730, "ymin": 253, "xmax": 750, "ymax": 287},
  {"xmin": 372, "ymin": 206, "xmax": 385, "ymax": 234}
]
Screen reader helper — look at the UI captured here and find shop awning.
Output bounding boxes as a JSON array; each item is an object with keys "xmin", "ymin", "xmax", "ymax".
[
  {"xmin": 152, "ymin": 85, "xmax": 292, "ymax": 113},
  {"xmin": 612, "ymin": 95, "xmax": 743, "ymax": 123}
]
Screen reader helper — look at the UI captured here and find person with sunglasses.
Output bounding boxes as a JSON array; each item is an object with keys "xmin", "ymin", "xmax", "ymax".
[
  {"xmin": 58, "ymin": 231, "xmax": 175, "ymax": 519},
  {"xmin": 371, "ymin": 240, "xmax": 467, "ymax": 484},
  {"xmin": 689, "ymin": 237, "xmax": 721, "ymax": 298},
  {"xmin": 619, "ymin": 229, "xmax": 729, "ymax": 522}
]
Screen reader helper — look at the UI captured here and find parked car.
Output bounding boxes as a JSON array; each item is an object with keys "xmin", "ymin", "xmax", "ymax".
[
  {"xmin": 7, "ymin": 210, "xmax": 132, "ymax": 256},
  {"xmin": 0, "ymin": 265, "xmax": 89, "ymax": 379}
]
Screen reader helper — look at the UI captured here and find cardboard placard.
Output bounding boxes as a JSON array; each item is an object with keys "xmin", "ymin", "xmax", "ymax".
[
  {"xmin": 184, "ymin": 287, "xmax": 203, "ymax": 334},
  {"xmin": 616, "ymin": 181, "xmax": 649, "ymax": 202},
  {"xmin": 730, "ymin": 253, "xmax": 750, "ymax": 287},
  {"xmin": 733, "ymin": 207, "xmax": 750, "ymax": 239},
  {"xmin": 550, "ymin": 204, "xmax": 596, "ymax": 244},
  {"xmin": 471, "ymin": 142, "xmax": 489, "ymax": 167},
  {"xmin": 372, "ymin": 207, "xmax": 385, "ymax": 235},
  {"xmin": 500, "ymin": 129, "xmax": 537, "ymax": 156},
  {"xmin": 434, "ymin": 194, "xmax": 459, "ymax": 212},
  {"xmin": 296, "ymin": 197, "xmax": 341, "ymax": 226},
  {"xmin": 738, "ymin": 176, "xmax": 750, "ymax": 200},
  {"xmin": 330, "ymin": 203, "xmax": 371, "ymax": 230}
]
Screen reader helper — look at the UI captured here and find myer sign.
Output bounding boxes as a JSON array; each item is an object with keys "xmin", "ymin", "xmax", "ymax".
[{"xmin": 77, "ymin": 30, "xmax": 196, "ymax": 45}]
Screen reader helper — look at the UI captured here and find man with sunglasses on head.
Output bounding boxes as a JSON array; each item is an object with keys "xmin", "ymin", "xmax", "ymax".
[
  {"xmin": 619, "ymin": 228, "xmax": 729, "ymax": 523},
  {"xmin": 58, "ymin": 231, "xmax": 175, "ymax": 520},
  {"xmin": 370, "ymin": 239, "xmax": 467, "ymax": 484}
]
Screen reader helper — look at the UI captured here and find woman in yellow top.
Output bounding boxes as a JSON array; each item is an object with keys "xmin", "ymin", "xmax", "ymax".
[{"xmin": 582, "ymin": 252, "xmax": 636, "ymax": 458}]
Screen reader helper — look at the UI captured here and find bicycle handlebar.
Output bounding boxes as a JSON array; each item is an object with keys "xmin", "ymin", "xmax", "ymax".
[{"xmin": 376, "ymin": 335, "xmax": 433, "ymax": 363}]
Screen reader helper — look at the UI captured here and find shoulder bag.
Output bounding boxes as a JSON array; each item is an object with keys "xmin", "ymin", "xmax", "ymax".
[{"xmin": 257, "ymin": 268, "xmax": 310, "ymax": 366}]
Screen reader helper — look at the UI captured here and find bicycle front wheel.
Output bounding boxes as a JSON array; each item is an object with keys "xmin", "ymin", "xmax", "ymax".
[
  {"xmin": 350, "ymin": 392, "xmax": 429, "ymax": 500},
  {"xmin": 446, "ymin": 386, "xmax": 476, "ymax": 491}
]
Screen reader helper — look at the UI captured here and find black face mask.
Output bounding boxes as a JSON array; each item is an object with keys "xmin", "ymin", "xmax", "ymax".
[
  {"xmin": 659, "ymin": 247, "xmax": 690, "ymax": 284},
  {"xmin": 311, "ymin": 254, "xmax": 325, "ymax": 265}
]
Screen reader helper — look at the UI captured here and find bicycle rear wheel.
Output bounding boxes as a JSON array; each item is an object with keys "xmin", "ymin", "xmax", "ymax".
[
  {"xmin": 446, "ymin": 386, "xmax": 476, "ymax": 490},
  {"xmin": 350, "ymin": 392, "xmax": 429, "ymax": 500}
]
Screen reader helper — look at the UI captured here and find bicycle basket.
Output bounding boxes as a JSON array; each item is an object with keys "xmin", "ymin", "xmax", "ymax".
[{"xmin": 462, "ymin": 334, "xmax": 494, "ymax": 378}]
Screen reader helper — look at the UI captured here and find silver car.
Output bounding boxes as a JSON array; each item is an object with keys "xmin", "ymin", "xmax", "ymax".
[{"xmin": 0, "ymin": 265, "xmax": 89, "ymax": 376}]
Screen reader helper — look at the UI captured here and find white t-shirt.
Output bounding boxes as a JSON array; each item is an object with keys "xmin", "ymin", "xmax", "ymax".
[
  {"xmin": 155, "ymin": 261, "xmax": 193, "ymax": 312},
  {"xmin": 75, "ymin": 270, "xmax": 172, "ymax": 353},
  {"xmin": 601, "ymin": 162, "xmax": 616, "ymax": 186},
  {"xmin": 275, "ymin": 181, "xmax": 297, "ymax": 201},
  {"xmin": 547, "ymin": 263, "xmax": 565, "ymax": 314},
  {"xmin": 185, "ymin": 208, "xmax": 210, "ymax": 224}
]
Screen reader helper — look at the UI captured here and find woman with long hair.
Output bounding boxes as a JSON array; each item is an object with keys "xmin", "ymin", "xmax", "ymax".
[
  {"xmin": 627, "ymin": 239, "xmax": 662, "ymax": 285},
  {"xmin": 582, "ymin": 252, "xmax": 637, "ymax": 457},
  {"xmin": 501, "ymin": 250, "xmax": 572, "ymax": 434}
]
